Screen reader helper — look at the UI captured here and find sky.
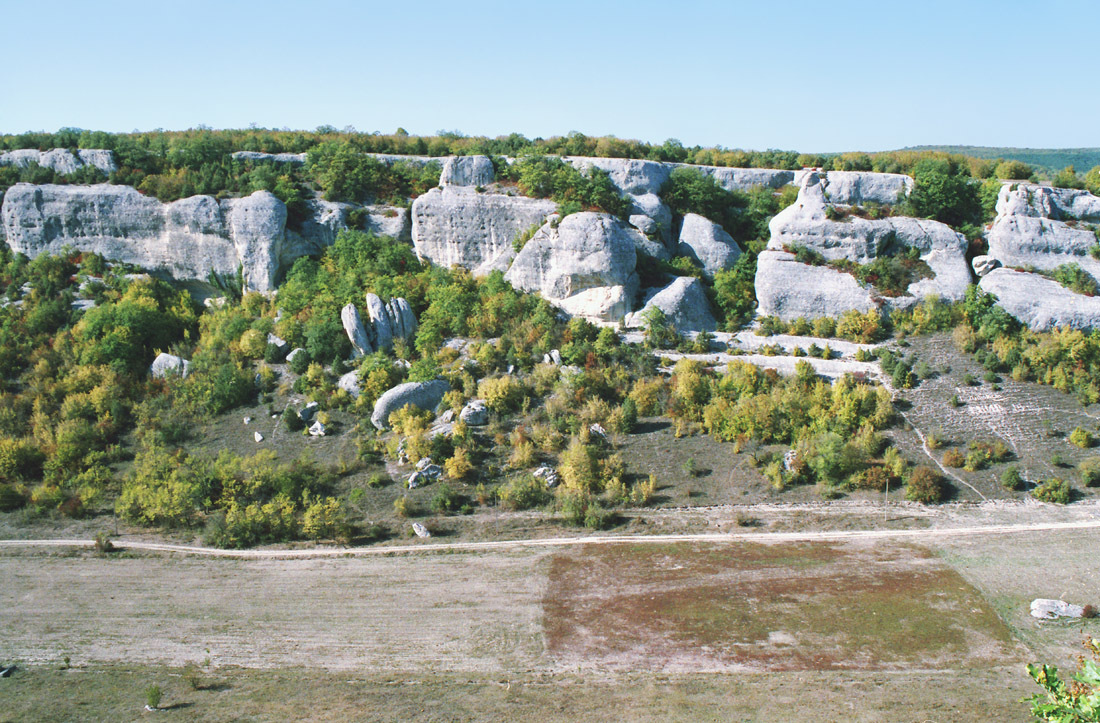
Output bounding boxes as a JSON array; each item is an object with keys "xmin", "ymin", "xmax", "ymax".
[{"xmin": 3, "ymin": 0, "xmax": 1097, "ymax": 153}]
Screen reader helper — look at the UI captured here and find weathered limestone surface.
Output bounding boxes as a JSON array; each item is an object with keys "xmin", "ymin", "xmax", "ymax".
[
  {"xmin": 371, "ymin": 379, "xmax": 451, "ymax": 430},
  {"xmin": 625, "ymin": 276, "xmax": 717, "ymax": 331},
  {"xmin": 411, "ymin": 186, "xmax": 556, "ymax": 275},
  {"xmin": 0, "ymin": 148, "xmax": 117, "ymax": 175},
  {"xmin": 756, "ymin": 173, "xmax": 969, "ymax": 318},
  {"xmin": 439, "ymin": 155, "xmax": 494, "ymax": 187},
  {"xmin": 822, "ymin": 171, "xmax": 912, "ymax": 206},
  {"xmin": 676, "ymin": 213, "xmax": 741, "ymax": 276},
  {"xmin": 979, "ymin": 268, "xmax": 1100, "ymax": 332},
  {"xmin": 505, "ymin": 212, "xmax": 640, "ymax": 322},
  {"xmin": 1, "ymin": 183, "xmax": 411, "ymax": 292},
  {"xmin": 986, "ymin": 183, "xmax": 1100, "ymax": 283}
]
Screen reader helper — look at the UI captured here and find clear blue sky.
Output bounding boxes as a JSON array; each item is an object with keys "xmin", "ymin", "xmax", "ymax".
[{"xmin": 3, "ymin": 0, "xmax": 1096, "ymax": 152}]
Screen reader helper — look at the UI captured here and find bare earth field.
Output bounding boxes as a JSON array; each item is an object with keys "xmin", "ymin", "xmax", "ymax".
[{"xmin": 1, "ymin": 518, "xmax": 1098, "ymax": 721}]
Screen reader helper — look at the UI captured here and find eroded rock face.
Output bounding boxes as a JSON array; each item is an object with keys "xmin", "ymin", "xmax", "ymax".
[
  {"xmin": 979, "ymin": 268, "xmax": 1100, "ymax": 331},
  {"xmin": 565, "ymin": 157, "xmax": 671, "ymax": 195},
  {"xmin": 411, "ymin": 186, "xmax": 557, "ymax": 275},
  {"xmin": 0, "ymin": 148, "xmax": 117, "ymax": 175},
  {"xmin": 822, "ymin": 171, "xmax": 912, "ymax": 206},
  {"xmin": 681, "ymin": 165, "xmax": 799, "ymax": 192},
  {"xmin": 625, "ymin": 276, "xmax": 717, "ymax": 331},
  {"xmin": 1, "ymin": 182, "xmax": 415, "ymax": 292},
  {"xmin": 986, "ymin": 183, "xmax": 1100, "ymax": 283},
  {"xmin": 439, "ymin": 155, "xmax": 494, "ymax": 187},
  {"xmin": 756, "ymin": 173, "xmax": 969, "ymax": 319},
  {"xmin": 628, "ymin": 192, "xmax": 673, "ymax": 247},
  {"xmin": 676, "ymin": 213, "xmax": 741, "ymax": 276},
  {"xmin": 230, "ymin": 151, "xmax": 308, "ymax": 164},
  {"xmin": 756, "ymin": 249, "xmax": 877, "ymax": 320},
  {"xmin": 505, "ymin": 212, "xmax": 640, "ymax": 321},
  {"xmin": 371, "ymin": 379, "xmax": 451, "ymax": 430},
  {"xmin": 342, "ymin": 294, "xmax": 418, "ymax": 357}
]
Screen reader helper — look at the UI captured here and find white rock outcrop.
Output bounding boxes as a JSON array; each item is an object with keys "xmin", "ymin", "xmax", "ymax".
[
  {"xmin": 756, "ymin": 173, "xmax": 969, "ymax": 319},
  {"xmin": 0, "ymin": 148, "xmax": 117, "ymax": 176},
  {"xmin": 342, "ymin": 294, "xmax": 417, "ymax": 356},
  {"xmin": 986, "ymin": 183, "xmax": 1100, "ymax": 283},
  {"xmin": 411, "ymin": 186, "xmax": 556, "ymax": 275},
  {"xmin": 676, "ymin": 213, "xmax": 741, "ymax": 276},
  {"xmin": 505, "ymin": 212, "xmax": 640, "ymax": 322},
  {"xmin": 625, "ymin": 276, "xmax": 717, "ymax": 332},
  {"xmin": 979, "ymin": 268, "xmax": 1100, "ymax": 331},
  {"xmin": 1, "ymin": 184, "xmax": 287, "ymax": 291},
  {"xmin": 231, "ymin": 151, "xmax": 308, "ymax": 164},
  {"xmin": 755, "ymin": 249, "xmax": 878, "ymax": 320},
  {"xmin": 564, "ymin": 157, "xmax": 671, "ymax": 196},
  {"xmin": 683, "ymin": 165, "xmax": 800, "ymax": 192},
  {"xmin": 150, "ymin": 352, "xmax": 191, "ymax": 379},
  {"xmin": 439, "ymin": 155, "xmax": 494, "ymax": 187},
  {"xmin": 822, "ymin": 171, "xmax": 912, "ymax": 206},
  {"xmin": 370, "ymin": 379, "xmax": 451, "ymax": 430},
  {"xmin": 1030, "ymin": 598, "xmax": 1087, "ymax": 619}
]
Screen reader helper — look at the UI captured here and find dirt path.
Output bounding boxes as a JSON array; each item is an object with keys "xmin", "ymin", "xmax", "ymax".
[{"xmin": 4, "ymin": 515, "xmax": 1099, "ymax": 559}]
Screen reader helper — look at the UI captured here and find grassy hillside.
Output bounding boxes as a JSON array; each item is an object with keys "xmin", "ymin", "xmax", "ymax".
[{"xmin": 902, "ymin": 145, "xmax": 1100, "ymax": 173}]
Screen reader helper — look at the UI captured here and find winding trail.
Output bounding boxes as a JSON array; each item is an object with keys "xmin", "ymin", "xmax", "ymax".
[{"xmin": 3, "ymin": 517, "xmax": 1099, "ymax": 559}]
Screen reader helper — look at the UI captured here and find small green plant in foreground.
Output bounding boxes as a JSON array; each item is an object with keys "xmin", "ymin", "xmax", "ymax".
[{"xmin": 145, "ymin": 684, "xmax": 162, "ymax": 710}]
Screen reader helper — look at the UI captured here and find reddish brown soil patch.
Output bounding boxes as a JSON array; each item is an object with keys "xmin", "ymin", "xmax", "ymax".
[{"xmin": 543, "ymin": 541, "xmax": 1018, "ymax": 672}]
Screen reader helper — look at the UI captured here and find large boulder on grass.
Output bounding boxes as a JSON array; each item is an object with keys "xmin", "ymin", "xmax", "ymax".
[
  {"xmin": 370, "ymin": 379, "xmax": 451, "ymax": 430},
  {"xmin": 150, "ymin": 352, "xmax": 191, "ymax": 379}
]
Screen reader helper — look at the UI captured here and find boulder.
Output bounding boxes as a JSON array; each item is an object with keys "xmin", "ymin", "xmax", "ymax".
[
  {"xmin": 543, "ymin": 349, "xmax": 563, "ymax": 366},
  {"xmin": 533, "ymin": 466, "xmax": 560, "ymax": 487},
  {"xmin": 626, "ymin": 276, "xmax": 717, "ymax": 332},
  {"xmin": 150, "ymin": 352, "xmax": 191, "ymax": 379},
  {"xmin": 299, "ymin": 401, "xmax": 319, "ymax": 423},
  {"xmin": 308, "ymin": 421, "xmax": 326, "ymax": 437},
  {"xmin": 365, "ymin": 293, "xmax": 394, "ymax": 351},
  {"xmin": 338, "ymin": 370, "xmax": 361, "ymax": 398},
  {"xmin": 972, "ymin": 255, "xmax": 1000, "ymax": 277},
  {"xmin": 254, "ymin": 431, "xmax": 264, "ymax": 443},
  {"xmin": 676, "ymin": 213, "xmax": 741, "ymax": 276},
  {"xmin": 459, "ymin": 399, "xmax": 488, "ymax": 426},
  {"xmin": 266, "ymin": 333, "xmax": 289, "ymax": 360},
  {"xmin": 505, "ymin": 212, "xmax": 640, "ymax": 322},
  {"xmin": 342, "ymin": 303, "xmax": 372, "ymax": 357},
  {"xmin": 412, "ymin": 522, "xmax": 431, "ymax": 538},
  {"xmin": 439, "ymin": 155, "xmax": 495, "ymax": 187},
  {"xmin": 387, "ymin": 297, "xmax": 418, "ymax": 343},
  {"xmin": 1030, "ymin": 598, "xmax": 1087, "ymax": 619},
  {"xmin": 411, "ymin": 186, "xmax": 557, "ymax": 275},
  {"xmin": 370, "ymin": 379, "xmax": 451, "ymax": 429},
  {"xmin": 627, "ymin": 192, "xmax": 673, "ymax": 248},
  {"xmin": 979, "ymin": 268, "xmax": 1100, "ymax": 331}
]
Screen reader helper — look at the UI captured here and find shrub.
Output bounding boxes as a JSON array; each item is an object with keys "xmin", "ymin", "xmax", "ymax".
[
  {"xmin": 1031, "ymin": 478, "xmax": 1072, "ymax": 504},
  {"xmin": 301, "ymin": 496, "xmax": 347, "ymax": 540},
  {"xmin": 1070, "ymin": 426, "xmax": 1094, "ymax": 449},
  {"xmin": 430, "ymin": 483, "xmax": 463, "ymax": 514},
  {"xmin": 477, "ymin": 375, "xmax": 527, "ymax": 414},
  {"xmin": 145, "ymin": 685, "xmax": 163, "ymax": 710},
  {"xmin": 1001, "ymin": 465, "xmax": 1026, "ymax": 491},
  {"xmin": 287, "ymin": 349, "xmax": 311, "ymax": 374},
  {"xmin": 498, "ymin": 475, "xmax": 552, "ymax": 510},
  {"xmin": 906, "ymin": 466, "xmax": 948, "ymax": 503},
  {"xmin": 1079, "ymin": 457, "xmax": 1100, "ymax": 487},
  {"xmin": 445, "ymin": 447, "xmax": 474, "ymax": 480},
  {"xmin": 942, "ymin": 449, "xmax": 965, "ymax": 468}
]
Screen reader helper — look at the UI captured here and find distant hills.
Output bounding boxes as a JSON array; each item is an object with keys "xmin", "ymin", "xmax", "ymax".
[{"xmin": 900, "ymin": 146, "xmax": 1100, "ymax": 173}]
